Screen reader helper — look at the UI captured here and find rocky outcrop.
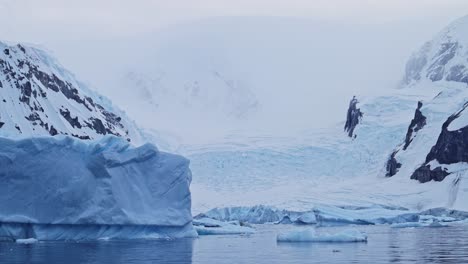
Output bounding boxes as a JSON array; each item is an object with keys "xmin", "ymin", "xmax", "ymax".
[
  {"xmin": 386, "ymin": 151, "xmax": 402, "ymax": 177},
  {"xmin": 411, "ymin": 165, "xmax": 449, "ymax": 183},
  {"xmin": 411, "ymin": 103, "xmax": 468, "ymax": 183},
  {"xmin": 403, "ymin": 101, "xmax": 427, "ymax": 150},
  {"xmin": 0, "ymin": 42, "xmax": 140, "ymax": 142},
  {"xmin": 386, "ymin": 102, "xmax": 426, "ymax": 177},
  {"xmin": 344, "ymin": 96, "xmax": 363, "ymax": 138}
]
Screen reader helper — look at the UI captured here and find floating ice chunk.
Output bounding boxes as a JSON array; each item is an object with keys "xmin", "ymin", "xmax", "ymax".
[
  {"xmin": 195, "ymin": 225, "xmax": 255, "ymax": 235},
  {"xmin": 390, "ymin": 221, "xmax": 448, "ymax": 228},
  {"xmin": 296, "ymin": 212, "xmax": 317, "ymax": 224},
  {"xmin": 314, "ymin": 206, "xmax": 374, "ymax": 226},
  {"xmin": 314, "ymin": 205, "xmax": 417, "ymax": 226},
  {"xmin": 390, "ymin": 222, "xmax": 425, "ymax": 228},
  {"xmin": 193, "ymin": 218, "xmax": 224, "ymax": 228},
  {"xmin": 427, "ymin": 221, "xmax": 448, "ymax": 228},
  {"xmin": 199, "ymin": 205, "xmax": 298, "ymax": 224},
  {"xmin": 277, "ymin": 229, "xmax": 367, "ymax": 243},
  {"xmin": 419, "ymin": 215, "xmax": 457, "ymax": 223},
  {"xmin": 193, "ymin": 218, "xmax": 255, "ymax": 235},
  {"xmin": 15, "ymin": 238, "xmax": 38, "ymax": 244}
]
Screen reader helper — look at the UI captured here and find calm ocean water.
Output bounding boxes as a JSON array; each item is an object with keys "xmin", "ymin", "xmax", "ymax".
[{"xmin": 1, "ymin": 224, "xmax": 467, "ymax": 264}]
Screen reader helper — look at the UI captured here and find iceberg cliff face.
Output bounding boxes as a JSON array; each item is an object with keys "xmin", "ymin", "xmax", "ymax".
[{"xmin": 0, "ymin": 136, "xmax": 195, "ymax": 240}]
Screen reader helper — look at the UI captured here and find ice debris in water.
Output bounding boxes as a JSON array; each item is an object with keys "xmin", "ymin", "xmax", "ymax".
[
  {"xmin": 193, "ymin": 217, "xmax": 255, "ymax": 235},
  {"xmin": 15, "ymin": 238, "xmax": 38, "ymax": 244},
  {"xmin": 277, "ymin": 229, "xmax": 367, "ymax": 243}
]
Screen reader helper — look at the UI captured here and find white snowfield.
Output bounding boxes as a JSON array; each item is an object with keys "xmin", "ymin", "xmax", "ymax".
[
  {"xmin": 0, "ymin": 136, "xmax": 196, "ymax": 240},
  {"xmin": 186, "ymin": 15, "xmax": 468, "ymax": 219}
]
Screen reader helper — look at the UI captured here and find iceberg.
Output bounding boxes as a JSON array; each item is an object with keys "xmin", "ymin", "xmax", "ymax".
[
  {"xmin": 314, "ymin": 205, "xmax": 415, "ymax": 226},
  {"xmin": 390, "ymin": 221, "xmax": 448, "ymax": 228},
  {"xmin": 198, "ymin": 205, "xmax": 301, "ymax": 224},
  {"xmin": 277, "ymin": 229, "xmax": 367, "ymax": 243},
  {"xmin": 15, "ymin": 238, "xmax": 38, "ymax": 244},
  {"xmin": 193, "ymin": 218, "xmax": 255, "ymax": 235},
  {"xmin": 0, "ymin": 136, "xmax": 196, "ymax": 240}
]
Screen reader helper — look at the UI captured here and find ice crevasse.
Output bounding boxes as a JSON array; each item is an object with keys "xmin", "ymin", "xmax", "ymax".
[{"xmin": 0, "ymin": 135, "xmax": 197, "ymax": 240}]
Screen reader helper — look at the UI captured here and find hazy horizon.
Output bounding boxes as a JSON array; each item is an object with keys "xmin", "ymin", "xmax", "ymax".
[{"xmin": 1, "ymin": 1, "xmax": 468, "ymax": 142}]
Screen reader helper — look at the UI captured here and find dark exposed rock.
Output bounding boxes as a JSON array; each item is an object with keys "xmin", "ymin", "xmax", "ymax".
[
  {"xmin": 3, "ymin": 49, "xmax": 9, "ymax": 55},
  {"xmin": 90, "ymin": 118, "xmax": 107, "ymax": 135},
  {"xmin": 59, "ymin": 108, "xmax": 82, "ymax": 129},
  {"xmin": 15, "ymin": 124, "xmax": 21, "ymax": 133},
  {"xmin": 403, "ymin": 101, "xmax": 427, "ymax": 150},
  {"xmin": 426, "ymin": 103, "xmax": 468, "ymax": 164},
  {"xmin": 344, "ymin": 96, "xmax": 363, "ymax": 138},
  {"xmin": 19, "ymin": 81, "xmax": 32, "ymax": 104},
  {"xmin": 0, "ymin": 122, "xmax": 4, "ymax": 128},
  {"xmin": 71, "ymin": 134, "xmax": 91, "ymax": 140},
  {"xmin": 0, "ymin": 80, "xmax": 2, "ymax": 88},
  {"xmin": 17, "ymin": 44, "xmax": 26, "ymax": 53},
  {"xmin": 386, "ymin": 151, "xmax": 402, "ymax": 177},
  {"xmin": 49, "ymin": 126, "xmax": 58, "ymax": 136},
  {"xmin": 411, "ymin": 165, "xmax": 449, "ymax": 183},
  {"xmin": 25, "ymin": 112, "xmax": 41, "ymax": 122},
  {"xmin": 411, "ymin": 102, "xmax": 468, "ymax": 183}
]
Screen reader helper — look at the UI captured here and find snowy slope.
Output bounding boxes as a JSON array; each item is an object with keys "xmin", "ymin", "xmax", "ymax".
[
  {"xmin": 187, "ymin": 16, "xmax": 468, "ymax": 215},
  {"xmin": 0, "ymin": 42, "xmax": 143, "ymax": 144},
  {"xmin": 403, "ymin": 15, "xmax": 468, "ymax": 86}
]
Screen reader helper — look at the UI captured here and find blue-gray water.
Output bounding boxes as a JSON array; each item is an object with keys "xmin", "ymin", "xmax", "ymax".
[{"xmin": 1, "ymin": 225, "xmax": 468, "ymax": 264}]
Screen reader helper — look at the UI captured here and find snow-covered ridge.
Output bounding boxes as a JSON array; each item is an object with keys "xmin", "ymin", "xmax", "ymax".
[
  {"xmin": 0, "ymin": 136, "xmax": 196, "ymax": 240},
  {"xmin": 386, "ymin": 15, "xmax": 468, "ymax": 183},
  {"xmin": 403, "ymin": 15, "xmax": 468, "ymax": 86},
  {"xmin": 0, "ymin": 42, "xmax": 143, "ymax": 144}
]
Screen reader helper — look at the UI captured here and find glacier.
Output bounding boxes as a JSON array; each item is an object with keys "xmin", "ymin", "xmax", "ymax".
[{"xmin": 0, "ymin": 136, "xmax": 196, "ymax": 241}]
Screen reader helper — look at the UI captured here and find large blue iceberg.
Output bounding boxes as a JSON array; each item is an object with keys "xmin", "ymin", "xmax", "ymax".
[{"xmin": 0, "ymin": 136, "xmax": 196, "ymax": 240}]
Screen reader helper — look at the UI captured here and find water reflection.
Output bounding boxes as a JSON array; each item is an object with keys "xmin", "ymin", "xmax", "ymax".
[
  {"xmin": 0, "ymin": 238, "xmax": 194, "ymax": 264},
  {"xmin": 1, "ymin": 225, "xmax": 468, "ymax": 264}
]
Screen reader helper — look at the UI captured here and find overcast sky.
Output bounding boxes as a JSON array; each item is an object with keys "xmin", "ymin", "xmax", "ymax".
[
  {"xmin": 1, "ymin": 1, "xmax": 468, "ymax": 140},
  {"xmin": 1, "ymin": 0, "xmax": 468, "ymax": 40}
]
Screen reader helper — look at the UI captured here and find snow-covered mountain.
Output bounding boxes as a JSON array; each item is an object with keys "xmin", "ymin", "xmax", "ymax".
[
  {"xmin": 403, "ymin": 15, "xmax": 468, "ymax": 86},
  {"xmin": 386, "ymin": 15, "xmax": 468, "ymax": 183},
  {"xmin": 187, "ymin": 16, "xmax": 468, "ymax": 215},
  {"xmin": 0, "ymin": 42, "xmax": 143, "ymax": 144}
]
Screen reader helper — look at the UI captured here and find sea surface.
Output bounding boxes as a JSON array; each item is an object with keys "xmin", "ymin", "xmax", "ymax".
[{"xmin": 1, "ymin": 224, "xmax": 467, "ymax": 264}]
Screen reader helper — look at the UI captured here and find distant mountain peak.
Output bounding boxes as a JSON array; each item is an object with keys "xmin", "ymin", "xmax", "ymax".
[{"xmin": 403, "ymin": 15, "xmax": 468, "ymax": 86}]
